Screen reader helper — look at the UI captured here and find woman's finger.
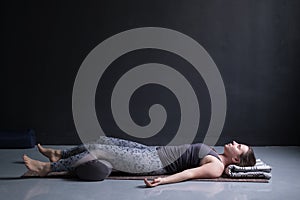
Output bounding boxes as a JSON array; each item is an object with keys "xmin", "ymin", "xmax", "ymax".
[
  {"xmin": 144, "ymin": 178, "xmax": 152, "ymax": 187},
  {"xmin": 144, "ymin": 178, "xmax": 159, "ymax": 187}
]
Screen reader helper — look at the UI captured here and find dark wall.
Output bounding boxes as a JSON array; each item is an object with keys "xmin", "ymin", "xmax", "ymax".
[{"xmin": 1, "ymin": 0, "xmax": 299, "ymax": 145}]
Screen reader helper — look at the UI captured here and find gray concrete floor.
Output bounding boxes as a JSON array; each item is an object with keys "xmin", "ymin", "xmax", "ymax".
[{"xmin": 0, "ymin": 146, "xmax": 299, "ymax": 200}]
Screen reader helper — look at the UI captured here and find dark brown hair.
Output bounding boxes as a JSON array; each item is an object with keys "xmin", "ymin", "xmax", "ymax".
[{"xmin": 238, "ymin": 146, "xmax": 256, "ymax": 167}]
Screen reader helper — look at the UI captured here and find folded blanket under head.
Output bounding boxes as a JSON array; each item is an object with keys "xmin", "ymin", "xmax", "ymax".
[{"xmin": 225, "ymin": 159, "xmax": 272, "ymax": 179}]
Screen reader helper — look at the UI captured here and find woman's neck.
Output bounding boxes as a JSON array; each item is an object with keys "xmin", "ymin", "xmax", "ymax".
[{"xmin": 218, "ymin": 154, "xmax": 232, "ymax": 167}]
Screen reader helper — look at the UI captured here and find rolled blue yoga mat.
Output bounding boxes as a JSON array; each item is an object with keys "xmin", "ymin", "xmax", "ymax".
[{"xmin": 0, "ymin": 129, "xmax": 36, "ymax": 148}]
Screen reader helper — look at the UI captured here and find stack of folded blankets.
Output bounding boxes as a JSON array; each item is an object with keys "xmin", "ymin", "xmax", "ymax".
[{"xmin": 225, "ymin": 159, "xmax": 272, "ymax": 179}]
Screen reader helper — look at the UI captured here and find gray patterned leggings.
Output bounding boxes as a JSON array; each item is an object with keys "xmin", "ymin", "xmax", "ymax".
[{"xmin": 50, "ymin": 136, "xmax": 167, "ymax": 174}]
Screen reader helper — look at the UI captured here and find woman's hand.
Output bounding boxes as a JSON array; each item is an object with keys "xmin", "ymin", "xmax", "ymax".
[{"xmin": 144, "ymin": 177, "xmax": 164, "ymax": 187}]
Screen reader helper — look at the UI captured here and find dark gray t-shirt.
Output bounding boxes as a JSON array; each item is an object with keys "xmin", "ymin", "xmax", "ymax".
[{"xmin": 156, "ymin": 143, "xmax": 220, "ymax": 173}]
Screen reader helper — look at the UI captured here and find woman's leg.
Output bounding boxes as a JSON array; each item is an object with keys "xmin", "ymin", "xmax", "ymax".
[
  {"xmin": 60, "ymin": 136, "xmax": 149, "ymax": 159},
  {"xmin": 37, "ymin": 144, "xmax": 62, "ymax": 162},
  {"xmin": 38, "ymin": 136, "xmax": 149, "ymax": 161},
  {"xmin": 59, "ymin": 136, "xmax": 149, "ymax": 159},
  {"xmin": 37, "ymin": 144, "xmax": 87, "ymax": 161},
  {"xmin": 51, "ymin": 151, "xmax": 93, "ymax": 172},
  {"xmin": 85, "ymin": 143, "xmax": 166, "ymax": 174},
  {"xmin": 26, "ymin": 143, "xmax": 167, "ymax": 176},
  {"xmin": 23, "ymin": 150, "xmax": 94, "ymax": 175},
  {"xmin": 95, "ymin": 136, "xmax": 148, "ymax": 149},
  {"xmin": 60, "ymin": 145, "xmax": 88, "ymax": 159}
]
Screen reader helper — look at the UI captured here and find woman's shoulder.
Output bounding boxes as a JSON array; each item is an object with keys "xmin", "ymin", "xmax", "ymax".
[{"xmin": 201, "ymin": 155, "xmax": 224, "ymax": 169}]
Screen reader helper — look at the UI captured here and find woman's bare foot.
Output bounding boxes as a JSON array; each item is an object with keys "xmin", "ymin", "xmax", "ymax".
[
  {"xmin": 23, "ymin": 155, "xmax": 51, "ymax": 177},
  {"xmin": 37, "ymin": 144, "xmax": 62, "ymax": 162}
]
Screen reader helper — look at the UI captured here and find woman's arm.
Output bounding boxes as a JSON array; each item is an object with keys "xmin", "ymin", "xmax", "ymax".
[{"xmin": 144, "ymin": 162, "xmax": 223, "ymax": 187}]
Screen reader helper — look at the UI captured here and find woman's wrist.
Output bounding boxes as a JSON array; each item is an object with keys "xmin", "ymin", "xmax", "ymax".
[{"xmin": 160, "ymin": 177, "xmax": 166, "ymax": 185}]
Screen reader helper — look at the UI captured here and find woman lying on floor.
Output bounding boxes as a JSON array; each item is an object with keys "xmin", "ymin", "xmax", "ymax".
[{"xmin": 23, "ymin": 136, "xmax": 256, "ymax": 187}]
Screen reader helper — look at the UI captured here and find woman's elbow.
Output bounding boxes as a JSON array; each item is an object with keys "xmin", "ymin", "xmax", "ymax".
[
  {"xmin": 208, "ymin": 172, "xmax": 222, "ymax": 179},
  {"xmin": 192, "ymin": 170, "xmax": 222, "ymax": 179},
  {"xmin": 208, "ymin": 169, "xmax": 223, "ymax": 179}
]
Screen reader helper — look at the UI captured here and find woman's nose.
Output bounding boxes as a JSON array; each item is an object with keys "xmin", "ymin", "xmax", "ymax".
[{"xmin": 233, "ymin": 141, "xmax": 237, "ymax": 145}]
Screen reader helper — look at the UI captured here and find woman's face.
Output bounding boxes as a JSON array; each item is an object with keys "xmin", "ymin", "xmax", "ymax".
[{"xmin": 224, "ymin": 141, "xmax": 249, "ymax": 158}]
